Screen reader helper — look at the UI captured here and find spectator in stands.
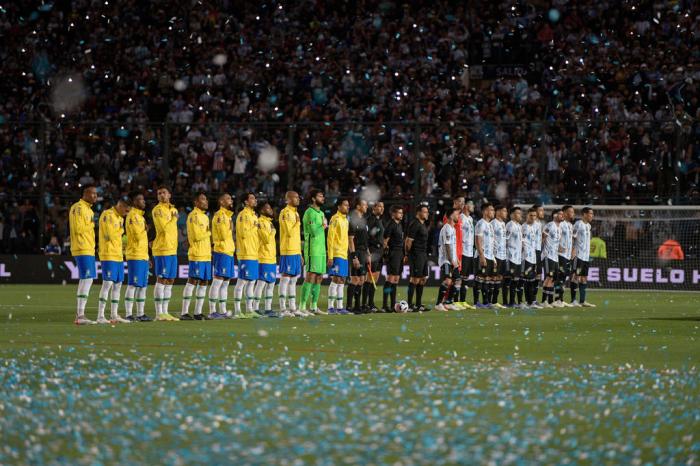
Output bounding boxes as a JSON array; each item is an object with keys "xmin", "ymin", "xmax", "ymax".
[{"xmin": 44, "ymin": 235, "xmax": 62, "ymax": 256}]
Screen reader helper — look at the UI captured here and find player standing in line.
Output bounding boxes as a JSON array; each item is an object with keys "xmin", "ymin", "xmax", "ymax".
[
  {"xmin": 456, "ymin": 199, "xmax": 476, "ymax": 310},
  {"xmin": 555, "ymin": 205, "xmax": 575, "ymax": 307},
  {"xmin": 97, "ymin": 197, "xmax": 131, "ymax": 324},
  {"xmin": 491, "ymin": 205, "xmax": 508, "ymax": 309},
  {"xmin": 541, "ymin": 208, "xmax": 563, "ymax": 308},
  {"xmin": 532, "ymin": 204, "xmax": 545, "ymax": 306},
  {"xmin": 505, "ymin": 207, "xmax": 524, "ymax": 308},
  {"xmin": 405, "ymin": 204, "xmax": 430, "ymax": 312},
  {"xmin": 254, "ymin": 201, "xmax": 278, "ymax": 317},
  {"xmin": 572, "ymin": 207, "xmax": 596, "ymax": 307},
  {"xmin": 366, "ymin": 201, "xmax": 385, "ymax": 312},
  {"xmin": 382, "ymin": 205, "xmax": 404, "ymax": 312},
  {"xmin": 327, "ymin": 198, "xmax": 350, "ymax": 315},
  {"xmin": 475, "ymin": 203, "xmax": 496, "ymax": 309},
  {"xmin": 181, "ymin": 192, "xmax": 212, "ymax": 320},
  {"xmin": 233, "ymin": 193, "xmax": 262, "ymax": 318},
  {"xmin": 348, "ymin": 199, "xmax": 370, "ymax": 314},
  {"xmin": 152, "ymin": 186, "xmax": 179, "ymax": 321},
  {"xmin": 124, "ymin": 192, "xmax": 151, "ymax": 322},
  {"xmin": 70, "ymin": 185, "xmax": 99, "ymax": 324},
  {"xmin": 299, "ymin": 189, "xmax": 326, "ymax": 316},
  {"xmin": 210, "ymin": 193, "xmax": 235, "ymax": 318},
  {"xmin": 278, "ymin": 191, "xmax": 302, "ymax": 317},
  {"xmin": 435, "ymin": 208, "xmax": 460, "ymax": 311},
  {"xmin": 521, "ymin": 207, "xmax": 542, "ymax": 309},
  {"xmin": 445, "ymin": 197, "xmax": 464, "ymax": 309}
]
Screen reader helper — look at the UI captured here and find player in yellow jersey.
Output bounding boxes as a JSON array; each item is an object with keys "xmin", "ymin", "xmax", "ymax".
[
  {"xmin": 97, "ymin": 197, "xmax": 131, "ymax": 324},
  {"xmin": 210, "ymin": 193, "xmax": 235, "ymax": 318},
  {"xmin": 70, "ymin": 185, "xmax": 98, "ymax": 325},
  {"xmin": 254, "ymin": 201, "xmax": 278, "ymax": 317},
  {"xmin": 180, "ymin": 192, "xmax": 212, "ymax": 321},
  {"xmin": 124, "ymin": 192, "xmax": 152, "ymax": 322},
  {"xmin": 326, "ymin": 198, "xmax": 350, "ymax": 314},
  {"xmin": 233, "ymin": 193, "xmax": 262, "ymax": 318},
  {"xmin": 278, "ymin": 191, "xmax": 302, "ymax": 317},
  {"xmin": 152, "ymin": 186, "xmax": 179, "ymax": 321}
]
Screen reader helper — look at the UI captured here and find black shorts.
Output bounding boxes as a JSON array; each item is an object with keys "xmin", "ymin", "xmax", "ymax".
[
  {"xmin": 440, "ymin": 263, "xmax": 460, "ymax": 280},
  {"xmin": 478, "ymin": 258, "xmax": 496, "ymax": 277},
  {"xmin": 495, "ymin": 258, "xmax": 508, "ymax": 276},
  {"xmin": 573, "ymin": 258, "xmax": 589, "ymax": 277},
  {"xmin": 522, "ymin": 261, "xmax": 537, "ymax": 280},
  {"xmin": 505, "ymin": 261, "xmax": 522, "ymax": 278},
  {"xmin": 369, "ymin": 249, "xmax": 383, "ymax": 274},
  {"xmin": 543, "ymin": 258, "xmax": 559, "ymax": 278},
  {"xmin": 408, "ymin": 252, "xmax": 428, "ymax": 278},
  {"xmin": 386, "ymin": 250, "xmax": 404, "ymax": 276},
  {"xmin": 460, "ymin": 255, "xmax": 476, "ymax": 278},
  {"xmin": 536, "ymin": 250, "xmax": 543, "ymax": 274},
  {"xmin": 558, "ymin": 256, "xmax": 572, "ymax": 277},
  {"xmin": 351, "ymin": 251, "xmax": 369, "ymax": 276}
]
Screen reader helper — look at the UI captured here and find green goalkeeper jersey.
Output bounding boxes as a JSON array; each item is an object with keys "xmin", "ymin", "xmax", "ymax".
[{"xmin": 303, "ymin": 206, "xmax": 326, "ymax": 258}]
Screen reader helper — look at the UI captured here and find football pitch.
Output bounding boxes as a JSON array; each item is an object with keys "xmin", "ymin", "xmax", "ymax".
[{"xmin": 0, "ymin": 285, "xmax": 698, "ymax": 465}]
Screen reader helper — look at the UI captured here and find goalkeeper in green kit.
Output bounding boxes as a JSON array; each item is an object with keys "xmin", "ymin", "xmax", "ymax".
[{"xmin": 299, "ymin": 189, "xmax": 328, "ymax": 315}]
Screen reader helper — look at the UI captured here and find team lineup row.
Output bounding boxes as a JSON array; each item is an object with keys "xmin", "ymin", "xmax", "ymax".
[{"xmin": 67, "ymin": 185, "xmax": 595, "ymax": 324}]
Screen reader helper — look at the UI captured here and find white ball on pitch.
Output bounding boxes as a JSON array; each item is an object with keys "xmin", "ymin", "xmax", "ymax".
[
  {"xmin": 395, "ymin": 300, "xmax": 410, "ymax": 313},
  {"xmin": 257, "ymin": 145, "xmax": 280, "ymax": 172}
]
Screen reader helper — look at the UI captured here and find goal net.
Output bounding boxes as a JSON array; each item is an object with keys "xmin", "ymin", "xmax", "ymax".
[{"xmin": 527, "ymin": 205, "xmax": 700, "ymax": 291}]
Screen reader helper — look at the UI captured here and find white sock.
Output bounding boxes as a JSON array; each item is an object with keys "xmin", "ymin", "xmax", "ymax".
[
  {"xmin": 233, "ymin": 280, "xmax": 245, "ymax": 314},
  {"xmin": 110, "ymin": 282, "xmax": 122, "ymax": 318},
  {"xmin": 219, "ymin": 280, "xmax": 230, "ymax": 314},
  {"xmin": 76, "ymin": 278, "xmax": 93, "ymax": 318},
  {"xmin": 328, "ymin": 282, "xmax": 338, "ymax": 309},
  {"xmin": 265, "ymin": 281, "xmax": 274, "ymax": 311},
  {"xmin": 163, "ymin": 284, "xmax": 173, "ymax": 314},
  {"xmin": 124, "ymin": 285, "xmax": 136, "ymax": 316},
  {"xmin": 279, "ymin": 276, "xmax": 290, "ymax": 311},
  {"xmin": 182, "ymin": 282, "xmax": 195, "ymax": 315},
  {"xmin": 288, "ymin": 276, "xmax": 298, "ymax": 311},
  {"xmin": 194, "ymin": 284, "xmax": 206, "ymax": 315},
  {"xmin": 254, "ymin": 280, "xmax": 266, "ymax": 311},
  {"xmin": 336, "ymin": 283, "xmax": 344, "ymax": 310},
  {"xmin": 245, "ymin": 280, "xmax": 256, "ymax": 312},
  {"xmin": 136, "ymin": 287, "xmax": 147, "ymax": 316},
  {"xmin": 209, "ymin": 278, "xmax": 222, "ymax": 314},
  {"xmin": 154, "ymin": 282, "xmax": 164, "ymax": 315},
  {"xmin": 98, "ymin": 281, "xmax": 113, "ymax": 319}
]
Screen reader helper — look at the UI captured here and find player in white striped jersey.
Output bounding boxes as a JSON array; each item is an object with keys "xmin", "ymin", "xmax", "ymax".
[
  {"xmin": 491, "ymin": 205, "xmax": 508, "ymax": 308},
  {"xmin": 457, "ymin": 200, "xmax": 476, "ymax": 309},
  {"xmin": 475, "ymin": 203, "xmax": 496, "ymax": 308},
  {"xmin": 572, "ymin": 207, "xmax": 596, "ymax": 307},
  {"xmin": 555, "ymin": 205, "xmax": 576, "ymax": 307},
  {"xmin": 505, "ymin": 207, "xmax": 524, "ymax": 308},
  {"xmin": 532, "ymin": 204, "xmax": 545, "ymax": 304},
  {"xmin": 521, "ymin": 207, "xmax": 542, "ymax": 308},
  {"xmin": 435, "ymin": 209, "xmax": 460, "ymax": 311},
  {"xmin": 541, "ymin": 208, "xmax": 563, "ymax": 307}
]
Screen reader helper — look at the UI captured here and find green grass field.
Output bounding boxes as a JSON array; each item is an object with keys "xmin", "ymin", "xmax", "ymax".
[{"xmin": 0, "ymin": 284, "xmax": 698, "ymax": 465}]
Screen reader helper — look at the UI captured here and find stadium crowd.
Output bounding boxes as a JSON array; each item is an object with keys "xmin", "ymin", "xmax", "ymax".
[{"xmin": 0, "ymin": 0, "xmax": 699, "ymax": 253}]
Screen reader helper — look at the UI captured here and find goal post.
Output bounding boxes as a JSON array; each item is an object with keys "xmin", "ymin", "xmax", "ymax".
[{"xmin": 514, "ymin": 205, "xmax": 700, "ymax": 291}]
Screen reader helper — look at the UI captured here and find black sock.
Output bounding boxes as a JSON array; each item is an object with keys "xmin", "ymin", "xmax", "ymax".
[
  {"xmin": 546, "ymin": 286, "xmax": 554, "ymax": 304},
  {"xmin": 459, "ymin": 282, "xmax": 467, "ymax": 302},
  {"xmin": 382, "ymin": 283, "xmax": 391, "ymax": 309},
  {"xmin": 354, "ymin": 285, "xmax": 362, "ymax": 310},
  {"xmin": 492, "ymin": 281, "xmax": 500, "ymax": 304},
  {"xmin": 407, "ymin": 283, "xmax": 415, "ymax": 307},
  {"xmin": 516, "ymin": 280, "xmax": 523, "ymax": 304},
  {"xmin": 368, "ymin": 282, "xmax": 376, "ymax": 307},
  {"xmin": 580, "ymin": 283, "xmax": 587, "ymax": 303},
  {"xmin": 524, "ymin": 280, "xmax": 532, "ymax": 304},
  {"xmin": 448, "ymin": 283, "xmax": 458, "ymax": 303},
  {"xmin": 437, "ymin": 284, "xmax": 448, "ymax": 305},
  {"xmin": 555, "ymin": 283, "xmax": 563, "ymax": 301},
  {"xmin": 481, "ymin": 281, "xmax": 490, "ymax": 304},
  {"xmin": 507, "ymin": 278, "xmax": 515, "ymax": 306},
  {"xmin": 390, "ymin": 284, "xmax": 397, "ymax": 308},
  {"xmin": 503, "ymin": 278, "xmax": 511, "ymax": 306},
  {"xmin": 347, "ymin": 284, "xmax": 355, "ymax": 310},
  {"xmin": 473, "ymin": 280, "xmax": 480, "ymax": 304},
  {"xmin": 570, "ymin": 282, "xmax": 578, "ymax": 302},
  {"xmin": 361, "ymin": 282, "xmax": 368, "ymax": 306},
  {"xmin": 416, "ymin": 285, "xmax": 424, "ymax": 306}
]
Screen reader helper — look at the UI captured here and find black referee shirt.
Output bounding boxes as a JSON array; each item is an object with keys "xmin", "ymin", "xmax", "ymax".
[
  {"xmin": 406, "ymin": 218, "xmax": 429, "ymax": 253},
  {"xmin": 384, "ymin": 219, "xmax": 404, "ymax": 251},
  {"xmin": 349, "ymin": 210, "xmax": 369, "ymax": 249},
  {"xmin": 367, "ymin": 214, "xmax": 385, "ymax": 251}
]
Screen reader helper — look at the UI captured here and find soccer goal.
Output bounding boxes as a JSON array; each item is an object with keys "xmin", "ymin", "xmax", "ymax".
[{"xmin": 519, "ymin": 205, "xmax": 700, "ymax": 291}]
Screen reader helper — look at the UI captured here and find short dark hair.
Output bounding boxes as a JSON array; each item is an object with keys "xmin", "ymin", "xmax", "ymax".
[
  {"xmin": 157, "ymin": 185, "xmax": 171, "ymax": 193},
  {"xmin": 481, "ymin": 202, "xmax": 493, "ymax": 211},
  {"xmin": 309, "ymin": 188, "xmax": 323, "ymax": 200},
  {"xmin": 256, "ymin": 200, "xmax": 271, "ymax": 215},
  {"xmin": 552, "ymin": 208, "xmax": 562, "ymax": 218},
  {"xmin": 354, "ymin": 198, "xmax": 367, "ymax": 208},
  {"xmin": 117, "ymin": 196, "xmax": 131, "ymax": 206},
  {"xmin": 495, "ymin": 204, "xmax": 507, "ymax": 212},
  {"xmin": 562, "ymin": 204, "xmax": 574, "ymax": 212},
  {"xmin": 193, "ymin": 191, "xmax": 207, "ymax": 202},
  {"xmin": 416, "ymin": 203, "xmax": 429, "ymax": 213},
  {"xmin": 391, "ymin": 205, "xmax": 403, "ymax": 214},
  {"xmin": 510, "ymin": 206, "xmax": 521, "ymax": 215},
  {"xmin": 218, "ymin": 192, "xmax": 230, "ymax": 200},
  {"xmin": 582, "ymin": 207, "xmax": 593, "ymax": 214},
  {"xmin": 130, "ymin": 191, "xmax": 143, "ymax": 201},
  {"xmin": 532, "ymin": 203, "xmax": 542, "ymax": 210},
  {"xmin": 528, "ymin": 207, "xmax": 538, "ymax": 214},
  {"xmin": 82, "ymin": 184, "xmax": 96, "ymax": 193},
  {"xmin": 336, "ymin": 197, "xmax": 350, "ymax": 207}
]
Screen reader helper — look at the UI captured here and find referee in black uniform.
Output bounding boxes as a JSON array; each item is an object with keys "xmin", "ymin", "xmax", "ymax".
[
  {"xmin": 405, "ymin": 204, "xmax": 430, "ymax": 312},
  {"xmin": 382, "ymin": 205, "xmax": 404, "ymax": 312},
  {"xmin": 348, "ymin": 199, "xmax": 370, "ymax": 314},
  {"xmin": 366, "ymin": 201, "xmax": 385, "ymax": 312}
]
